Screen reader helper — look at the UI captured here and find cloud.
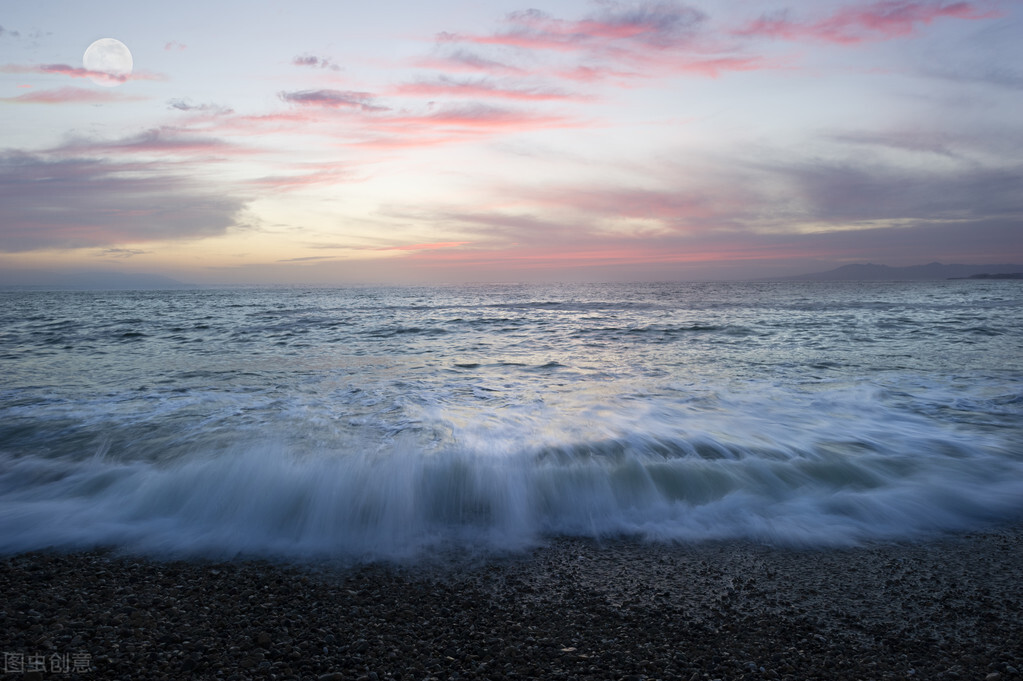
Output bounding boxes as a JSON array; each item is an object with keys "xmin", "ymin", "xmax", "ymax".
[
  {"xmin": 164, "ymin": 41, "xmax": 186, "ymax": 51},
  {"xmin": 775, "ymin": 158, "xmax": 1023, "ymax": 223},
  {"xmin": 53, "ymin": 128, "xmax": 248, "ymax": 159},
  {"xmin": 429, "ymin": 2, "xmax": 776, "ymax": 84},
  {"xmin": 359, "ymin": 103, "xmax": 584, "ymax": 148},
  {"xmin": 0, "ymin": 151, "xmax": 245, "ymax": 252},
  {"xmin": 383, "ymin": 124, "xmax": 1023, "ymax": 273},
  {"xmin": 254, "ymin": 88, "xmax": 586, "ymax": 149},
  {"xmin": 828, "ymin": 129, "xmax": 960, "ymax": 157},
  {"xmin": 415, "ymin": 50, "xmax": 524, "ymax": 74},
  {"xmin": 1, "ymin": 86, "xmax": 142, "ymax": 104},
  {"xmin": 734, "ymin": 1, "xmax": 999, "ymax": 45},
  {"xmin": 278, "ymin": 89, "xmax": 389, "ymax": 111},
  {"xmin": 167, "ymin": 98, "xmax": 235, "ymax": 115},
  {"xmin": 925, "ymin": 62, "xmax": 1023, "ymax": 91},
  {"xmin": 276, "ymin": 255, "xmax": 337, "ymax": 262},
  {"xmin": 292, "ymin": 54, "xmax": 341, "ymax": 71},
  {"xmin": 417, "ymin": 0, "xmax": 993, "ymax": 93},
  {"xmin": 40, "ymin": 63, "xmax": 125, "ymax": 83},
  {"xmin": 443, "ymin": 3, "xmax": 706, "ymax": 51},
  {"xmin": 610, "ymin": 54, "xmax": 772, "ymax": 79},
  {"xmin": 249, "ymin": 162, "xmax": 356, "ymax": 191},
  {"xmin": 554, "ymin": 64, "xmax": 640, "ymax": 83},
  {"xmin": 101, "ymin": 248, "xmax": 149, "ymax": 258},
  {"xmin": 522, "ymin": 185, "xmax": 730, "ymax": 225},
  {"xmin": 376, "ymin": 241, "xmax": 472, "ymax": 251},
  {"xmin": 395, "ymin": 75, "xmax": 586, "ymax": 101},
  {"xmin": 365, "ymin": 207, "xmax": 754, "ymax": 274},
  {"xmin": 0, "ymin": 25, "xmax": 20, "ymax": 38},
  {"xmin": 395, "ymin": 197, "xmax": 1022, "ymax": 276},
  {"xmin": 3, "ymin": 63, "xmax": 127, "ymax": 85},
  {"xmin": 2, "ymin": 63, "xmax": 167, "ymax": 85}
]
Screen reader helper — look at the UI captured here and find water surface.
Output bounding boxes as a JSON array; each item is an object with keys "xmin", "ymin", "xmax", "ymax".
[{"xmin": 1, "ymin": 281, "xmax": 1021, "ymax": 560}]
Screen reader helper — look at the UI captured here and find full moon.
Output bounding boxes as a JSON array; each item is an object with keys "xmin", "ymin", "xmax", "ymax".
[{"xmin": 82, "ymin": 38, "xmax": 133, "ymax": 87}]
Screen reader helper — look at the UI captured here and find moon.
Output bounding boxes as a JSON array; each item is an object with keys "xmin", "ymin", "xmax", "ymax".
[{"xmin": 82, "ymin": 38, "xmax": 133, "ymax": 87}]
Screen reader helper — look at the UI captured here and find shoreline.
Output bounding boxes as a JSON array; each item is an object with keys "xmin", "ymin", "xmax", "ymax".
[{"xmin": 3, "ymin": 529, "xmax": 1022, "ymax": 680}]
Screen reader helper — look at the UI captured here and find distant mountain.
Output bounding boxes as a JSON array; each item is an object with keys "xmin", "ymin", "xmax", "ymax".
[
  {"xmin": 0, "ymin": 270, "xmax": 196, "ymax": 290},
  {"xmin": 782, "ymin": 262, "xmax": 1023, "ymax": 281}
]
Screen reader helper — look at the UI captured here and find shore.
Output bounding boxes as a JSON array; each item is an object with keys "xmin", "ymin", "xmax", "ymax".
[{"xmin": 2, "ymin": 529, "xmax": 1022, "ymax": 681}]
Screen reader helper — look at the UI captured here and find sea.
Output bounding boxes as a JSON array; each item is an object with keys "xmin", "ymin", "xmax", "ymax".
[{"xmin": 1, "ymin": 281, "xmax": 1021, "ymax": 561}]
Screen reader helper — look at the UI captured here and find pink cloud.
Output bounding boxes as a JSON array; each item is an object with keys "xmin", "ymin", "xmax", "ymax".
[
  {"xmin": 2, "ymin": 63, "xmax": 167, "ymax": 84},
  {"xmin": 680, "ymin": 56, "xmax": 770, "ymax": 78},
  {"xmin": 2, "ymin": 63, "xmax": 122, "ymax": 84},
  {"xmin": 735, "ymin": 1, "xmax": 999, "ymax": 44},
  {"xmin": 39, "ymin": 63, "xmax": 113, "ymax": 79},
  {"xmin": 430, "ymin": 3, "xmax": 778, "ymax": 84},
  {"xmin": 610, "ymin": 53, "xmax": 773, "ymax": 80},
  {"xmin": 442, "ymin": 3, "xmax": 706, "ymax": 52},
  {"xmin": 200, "ymin": 95, "xmax": 582, "ymax": 151},
  {"xmin": 39, "ymin": 64, "xmax": 166, "ymax": 84},
  {"xmin": 249, "ymin": 163, "xmax": 355, "ymax": 191},
  {"xmin": 1, "ymin": 87, "xmax": 142, "ymax": 104},
  {"xmin": 394, "ymin": 76, "xmax": 586, "ymax": 101},
  {"xmin": 414, "ymin": 50, "xmax": 524, "ymax": 74},
  {"xmin": 397, "ymin": 242, "xmax": 779, "ymax": 272},
  {"xmin": 164, "ymin": 41, "xmax": 187, "ymax": 51},
  {"xmin": 366, "ymin": 104, "xmax": 583, "ymax": 142},
  {"xmin": 555, "ymin": 64, "xmax": 641, "ymax": 83},
  {"xmin": 198, "ymin": 110, "xmax": 333, "ymax": 138},
  {"xmin": 525, "ymin": 186, "xmax": 721, "ymax": 222},
  {"xmin": 372, "ymin": 104, "xmax": 581, "ymax": 135}
]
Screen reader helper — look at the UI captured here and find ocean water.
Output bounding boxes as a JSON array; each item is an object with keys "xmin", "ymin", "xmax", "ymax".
[{"xmin": 1, "ymin": 281, "xmax": 1021, "ymax": 561}]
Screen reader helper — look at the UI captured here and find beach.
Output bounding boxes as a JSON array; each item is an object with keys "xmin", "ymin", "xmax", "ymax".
[
  {"xmin": 3, "ymin": 284, "xmax": 1022, "ymax": 680},
  {"xmin": 3, "ymin": 528, "xmax": 1021, "ymax": 681}
]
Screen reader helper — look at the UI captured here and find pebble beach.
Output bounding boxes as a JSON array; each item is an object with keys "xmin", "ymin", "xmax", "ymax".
[{"xmin": 3, "ymin": 528, "xmax": 1022, "ymax": 681}]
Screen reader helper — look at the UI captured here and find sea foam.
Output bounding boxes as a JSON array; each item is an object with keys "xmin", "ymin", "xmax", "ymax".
[{"xmin": 2, "ymin": 414, "xmax": 1020, "ymax": 561}]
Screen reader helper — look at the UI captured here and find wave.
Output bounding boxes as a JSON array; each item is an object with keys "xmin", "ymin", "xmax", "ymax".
[{"xmin": 2, "ymin": 428, "xmax": 1021, "ymax": 562}]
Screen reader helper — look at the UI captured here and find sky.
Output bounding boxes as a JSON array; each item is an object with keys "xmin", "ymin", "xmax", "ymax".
[{"xmin": 1, "ymin": 0, "xmax": 1021, "ymax": 284}]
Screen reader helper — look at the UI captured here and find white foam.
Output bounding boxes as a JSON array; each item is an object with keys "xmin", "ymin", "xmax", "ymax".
[{"xmin": 1, "ymin": 415, "xmax": 1020, "ymax": 561}]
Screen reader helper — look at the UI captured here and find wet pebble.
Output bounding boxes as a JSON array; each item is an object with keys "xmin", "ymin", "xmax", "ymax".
[{"xmin": 2, "ymin": 531, "xmax": 1022, "ymax": 680}]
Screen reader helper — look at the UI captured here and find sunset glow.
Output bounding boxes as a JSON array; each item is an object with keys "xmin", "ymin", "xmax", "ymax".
[{"xmin": 1, "ymin": 0, "xmax": 1020, "ymax": 284}]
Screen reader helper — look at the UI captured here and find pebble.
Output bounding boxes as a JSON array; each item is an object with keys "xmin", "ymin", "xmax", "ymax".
[{"xmin": 2, "ymin": 531, "xmax": 1022, "ymax": 680}]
